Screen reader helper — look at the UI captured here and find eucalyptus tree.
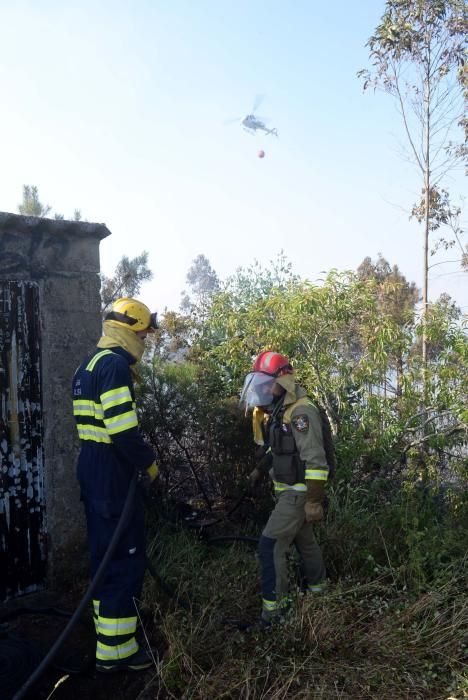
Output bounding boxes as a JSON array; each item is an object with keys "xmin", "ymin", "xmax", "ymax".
[
  {"xmin": 359, "ymin": 0, "xmax": 467, "ymax": 370},
  {"xmin": 195, "ymin": 264, "xmax": 466, "ymax": 476},
  {"xmin": 357, "ymin": 255, "xmax": 419, "ymax": 398}
]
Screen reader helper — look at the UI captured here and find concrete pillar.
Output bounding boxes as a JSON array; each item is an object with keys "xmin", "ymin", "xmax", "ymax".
[{"xmin": 0, "ymin": 212, "xmax": 111, "ymax": 594}]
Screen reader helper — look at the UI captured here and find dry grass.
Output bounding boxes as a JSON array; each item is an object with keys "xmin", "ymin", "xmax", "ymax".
[{"xmin": 139, "ymin": 527, "xmax": 468, "ymax": 700}]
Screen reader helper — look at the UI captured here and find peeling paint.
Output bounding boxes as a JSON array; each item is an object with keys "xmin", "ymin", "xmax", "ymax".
[{"xmin": 0, "ymin": 281, "xmax": 46, "ymax": 600}]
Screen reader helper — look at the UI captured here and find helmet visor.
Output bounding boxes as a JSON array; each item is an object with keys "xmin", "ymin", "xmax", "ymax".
[{"xmin": 240, "ymin": 372, "xmax": 277, "ymax": 409}]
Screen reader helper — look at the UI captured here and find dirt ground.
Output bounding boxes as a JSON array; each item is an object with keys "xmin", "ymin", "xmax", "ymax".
[{"xmin": 1, "ymin": 588, "xmax": 165, "ymax": 700}]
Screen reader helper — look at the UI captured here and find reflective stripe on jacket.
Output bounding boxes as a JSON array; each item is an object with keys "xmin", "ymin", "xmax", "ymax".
[{"xmin": 72, "ymin": 346, "xmax": 155, "ymax": 511}]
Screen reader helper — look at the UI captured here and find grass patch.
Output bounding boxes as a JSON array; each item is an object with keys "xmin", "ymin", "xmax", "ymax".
[{"xmin": 141, "ymin": 523, "xmax": 467, "ymax": 699}]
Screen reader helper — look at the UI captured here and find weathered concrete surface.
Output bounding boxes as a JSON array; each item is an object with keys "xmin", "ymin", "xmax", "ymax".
[{"xmin": 0, "ymin": 212, "xmax": 111, "ymax": 588}]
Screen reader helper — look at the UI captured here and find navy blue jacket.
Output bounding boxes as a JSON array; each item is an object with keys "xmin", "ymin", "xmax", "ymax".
[{"xmin": 72, "ymin": 346, "xmax": 156, "ymax": 515}]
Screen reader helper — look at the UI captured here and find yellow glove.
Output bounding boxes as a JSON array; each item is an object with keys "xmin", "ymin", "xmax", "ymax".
[{"xmin": 146, "ymin": 462, "xmax": 159, "ymax": 482}]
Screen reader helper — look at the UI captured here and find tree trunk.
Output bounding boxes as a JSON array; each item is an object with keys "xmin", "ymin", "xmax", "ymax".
[
  {"xmin": 423, "ymin": 177, "xmax": 429, "ymax": 371},
  {"xmin": 422, "ymin": 34, "xmax": 432, "ymax": 406}
]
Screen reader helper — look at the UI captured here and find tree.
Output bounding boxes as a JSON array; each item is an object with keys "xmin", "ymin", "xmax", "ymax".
[
  {"xmin": 18, "ymin": 185, "xmax": 51, "ymax": 217},
  {"xmin": 17, "ymin": 184, "xmax": 84, "ymax": 221},
  {"xmin": 357, "ymin": 254, "xmax": 419, "ymax": 325},
  {"xmin": 180, "ymin": 254, "xmax": 220, "ymax": 316},
  {"xmin": 223, "ymin": 251, "xmax": 300, "ymax": 309},
  {"xmin": 359, "ymin": 0, "xmax": 467, "ymax": 370},
  {"xmin": 100, "ymin": 252, "xmax": 153, "ymax": 312},
  {"xmin": 53, "ymin": 209, "xmax": 82, "ymax": 221},
  {"xmin": 192, "ymin": 260, "xmax": 467, "ymax": 476},
  {"xmin": 357, "ymin": 255, "xmax": 419, "ymax": 399}
]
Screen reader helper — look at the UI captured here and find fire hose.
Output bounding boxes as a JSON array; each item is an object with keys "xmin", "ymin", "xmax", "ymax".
[
  {"xmin": 9, "ymin": 473, "xmax": 139, "ymax": 700},
  {"xmin": 4, "ymin": 477, "xmax": 261, "ymax": 699}
]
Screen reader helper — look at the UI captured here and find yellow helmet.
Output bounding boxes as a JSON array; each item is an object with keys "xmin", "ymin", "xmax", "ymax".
[{"xmin": 105, "ymin": 297, "xmax": 158, "ymax": 333}]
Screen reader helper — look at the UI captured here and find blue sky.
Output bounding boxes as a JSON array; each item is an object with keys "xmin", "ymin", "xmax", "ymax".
[{"xmin": 0, "ymin": 0, "xmax": 466, "ymax": 314}]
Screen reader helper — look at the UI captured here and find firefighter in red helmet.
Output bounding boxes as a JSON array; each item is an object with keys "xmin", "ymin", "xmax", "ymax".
[{"xmin": 240, "ymin": 350, "xmax": 331, "ymax": 624}]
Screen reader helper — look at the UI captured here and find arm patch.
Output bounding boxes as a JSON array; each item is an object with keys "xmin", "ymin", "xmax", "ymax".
[{"xmin": 292, "ymin": 415, "xmax": 309, "ymax": 433}]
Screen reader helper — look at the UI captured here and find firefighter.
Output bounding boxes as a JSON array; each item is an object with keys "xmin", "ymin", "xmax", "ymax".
[
  {"xmin": 72, "ymin": 297, "xmax": 159, "ymax": 672},
  {"xmin": 240, "ymin": 351, "xmax": 330, "ymax": 624}
]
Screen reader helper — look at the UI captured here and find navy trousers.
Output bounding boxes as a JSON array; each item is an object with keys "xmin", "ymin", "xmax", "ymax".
[{"xmin": 83, "ymin": 493, "xmax": 146, "ymax": 662}]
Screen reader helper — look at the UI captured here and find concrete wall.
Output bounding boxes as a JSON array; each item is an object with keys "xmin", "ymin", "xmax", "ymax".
[{"xmin": 0, "ymin": 212, "xmax": 111, "ymax": 586}]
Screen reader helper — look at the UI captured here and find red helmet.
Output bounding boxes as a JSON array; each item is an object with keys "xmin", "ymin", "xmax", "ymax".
[{"xmin": 252, "ymin": 351, "xmax": 293, "ymax": 377}]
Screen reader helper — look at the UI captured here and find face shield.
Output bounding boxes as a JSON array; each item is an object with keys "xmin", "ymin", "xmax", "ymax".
[{"xmin": 240, "ymin": 372, "xmax": 278, "ymax": 410}]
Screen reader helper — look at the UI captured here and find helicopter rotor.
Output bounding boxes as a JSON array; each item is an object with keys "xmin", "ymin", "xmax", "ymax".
[{"xmin": 251, "ymin": 94, "xmax": 265, "ymax": 113}]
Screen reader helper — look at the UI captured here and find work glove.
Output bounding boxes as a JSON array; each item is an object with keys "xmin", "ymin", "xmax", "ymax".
[
  {"xmin": 249, "ymin": 467, "xmax": 262, "ymax": 489},
  {"xmin": 248, "ymin": 446, "xmax": 272, "ymax": 494},
  {"xmin": 305, "ymin": 480, "xmax": 325, "ymax": 523},
  {"xmin": 139, "ymin": 462, "xmax": 159, "ymax": 494},
  {"xmin": 304, "ymin": 502, "xmax": 324, "ymax": 522}
]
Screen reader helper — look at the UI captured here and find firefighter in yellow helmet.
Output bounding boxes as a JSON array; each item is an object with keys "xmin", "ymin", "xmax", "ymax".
[
  {"xmin": 72, "ymin": 298, "xmax": 159, "ymax": 672},
  {"xmin": 240, "ymin": 351, "xmax": 331, "ymax": 624}
]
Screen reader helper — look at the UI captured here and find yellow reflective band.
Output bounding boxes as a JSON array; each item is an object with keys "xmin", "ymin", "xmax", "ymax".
[
  {"xmin": 273, "ymin": 481, "xmax": 307, "ymax": 493},
  {"xmin": 104, "ymin": 410, "xmax": 138, "ymax": 435},
  {"xmin": 262, "ymin": 599, "xmax": 277, "ymax": 611},
  {"xmin": 73, "ymin": 399, "xmax": 104, "ymax": 419},
  {"xmin": 86, "ymin": 350, "xmax": 113, "ymax": 372},
  {"xmin": 305, "ymin": 469, "xmax": 329, "ymax": 481},
  {"xmin": 77, "ymin": 425, "xmax": 112, "ymax": 444},
  {"xmin": 100, "ymin": 386, "xmax": 133, "ymax": 410},
  {"xmin": 97, "ymin": 615, "xmax": 137, "ymax": 636},
  {"xmin": 96, "ymin": 637, "xmax": 138, "ymax": 660},
  {"xmin": 77, "ymin": 423, "xmax": 109, "ymax": 436}
]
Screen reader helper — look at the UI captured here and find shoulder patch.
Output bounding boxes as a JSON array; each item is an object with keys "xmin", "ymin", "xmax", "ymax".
[{"xmin": 292, "ymin": 414, "xmax": 309, "ymax": 433}]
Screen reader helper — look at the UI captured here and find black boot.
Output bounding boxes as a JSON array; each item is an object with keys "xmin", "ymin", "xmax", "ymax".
[{"xmin": 96, "ymin": 646, "xmax": 155, "ymax": 673}]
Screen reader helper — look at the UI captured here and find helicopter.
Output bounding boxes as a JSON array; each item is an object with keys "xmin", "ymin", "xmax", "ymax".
[
  {"xmin": 226, "ymin": 95, "xmax": 278, "ymax": 137},
  {"xmin": 241, "ymin": 114, "xmax": 278, "ymax": 137}
]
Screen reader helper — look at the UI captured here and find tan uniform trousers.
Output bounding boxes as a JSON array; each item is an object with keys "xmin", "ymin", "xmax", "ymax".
[{"xmin": 260, "ymin": 490, "xmax": 326, "ymax": 606}]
